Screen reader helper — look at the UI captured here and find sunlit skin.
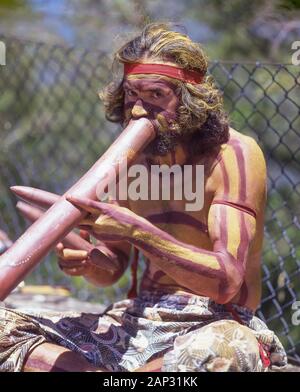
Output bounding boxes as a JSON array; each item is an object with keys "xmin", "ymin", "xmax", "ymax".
[
  {"xmin": 70, "ymin": 74, "xmax": 266, "ymax": 309},
  {"xmin": 23, "ymin": 67, "xmax": 267, "ymax": 372}
]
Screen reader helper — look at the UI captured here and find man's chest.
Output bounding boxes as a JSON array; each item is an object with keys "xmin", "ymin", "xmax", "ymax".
[
  {"xmin": 120, "ymin": 153, "xmax": 218, "ymax": 246},
  {"xmin": 127, "ymin": 181, "xmax": 214, "ymax": 248}
]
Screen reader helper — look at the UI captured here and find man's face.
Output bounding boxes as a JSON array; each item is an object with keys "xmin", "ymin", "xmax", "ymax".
[
  {"xmin": 123, "ymin": 77, "xmax": 179, "ymax": 124},
  {"xmin": 123, "ymin": 77, "xmax": 183, "ymax": 156}
]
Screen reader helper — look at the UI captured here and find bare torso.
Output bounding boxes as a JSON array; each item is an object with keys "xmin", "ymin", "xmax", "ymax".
[{"xmin": 127, "ymin": 128, "xmax": 265, "ymax": 311}]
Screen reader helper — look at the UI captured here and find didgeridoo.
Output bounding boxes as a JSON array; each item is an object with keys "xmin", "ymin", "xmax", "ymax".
[
  {"xmin": 11, "ymin": 186, "xmax": 122, "ymax": 272},
  {"xmin": 0, "ymin": 118, "xmax": 155, "ymax": 300},
  {"xmin": 16, "ymin": 201, "xmax": 120, "ymax": 272}
]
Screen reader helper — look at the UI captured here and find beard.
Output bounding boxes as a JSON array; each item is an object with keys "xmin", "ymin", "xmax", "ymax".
[
  {"xmin": 143, "ymin": 127, "xmax": 184, "ymax": 156},
  {"xmin": 123, "ymin": 115, "xmax": 189, "ymax": 157},
  {"xmin": 123, "ymin": 108, "xmax": 199, "ymax": 157},
  {"xmin": 143, "ymin": 115, "xmax": 202, "ymax": 156}
]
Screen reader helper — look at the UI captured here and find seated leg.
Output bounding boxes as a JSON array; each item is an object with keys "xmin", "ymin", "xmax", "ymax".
[
  {"xmin": 161, "ymin": 320, "xmax": 264, "ymax": 372},
  {"xmin": 0, "ymin": 306, "xmax": 108, "ymax": 372},
  {"xmin": 134, "ymin": 356, "xmax": 163, "ymax": 372},
  {"xmin": 23, "ymin": 342, "xmax": 108, "ymax": 372}
]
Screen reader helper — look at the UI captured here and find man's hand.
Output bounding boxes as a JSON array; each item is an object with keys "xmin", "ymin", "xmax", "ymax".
[
  {"xmin": 55, "ymin": 228, "xmax": 130, "ymax": 287},
  {"xmin": 56, "ymin": 230, "xmax": 92, "ymax": 277}
]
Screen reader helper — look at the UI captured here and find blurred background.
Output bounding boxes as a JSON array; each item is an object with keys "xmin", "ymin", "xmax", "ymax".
[{"xmin": 0, "ymin": 0, "xmax": 300, "ymax": 360}]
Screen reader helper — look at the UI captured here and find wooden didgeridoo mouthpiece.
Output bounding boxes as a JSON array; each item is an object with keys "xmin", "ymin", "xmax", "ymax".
[
  {"xmin": 16, "ymin": 201, "xmax": 119, "ymax": 272},
  {"xmin": 0, "ymin": 118, "xmax": 155, "ymax": 300}
]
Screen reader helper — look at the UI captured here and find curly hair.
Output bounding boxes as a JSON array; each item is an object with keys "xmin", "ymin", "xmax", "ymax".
[{"xmin": 99, "ymin": 22, "xmax": 229, "ymax": 155}]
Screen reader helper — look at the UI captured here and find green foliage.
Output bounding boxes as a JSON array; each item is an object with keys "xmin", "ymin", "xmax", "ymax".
[{"xmin": 278, "ymin": 0, "xmax": 300, "ymax": 10}]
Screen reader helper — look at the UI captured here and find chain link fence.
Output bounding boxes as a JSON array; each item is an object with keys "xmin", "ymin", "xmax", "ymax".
[{"xmin": 0, "ymin": 36, "xmax": 299, "ymax": 361}]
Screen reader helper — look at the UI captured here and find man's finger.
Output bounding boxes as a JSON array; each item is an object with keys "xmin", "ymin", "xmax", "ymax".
[
  {"xmin": 59, "ymin": 265, "xmax": 88, "ymax": 276},
  {"xmin": 62, "ymin": 248, "xmax": 88, "ymax": 260},
  {"xmin": 67, "ymin": 196, "xmax": 102, "ymax": 214},
  {"xmin": 55, "ymin": 242, "xmax": 64, "ymax": 256},
  {"xmin": 59, "ymin": 258, "xmax": 87, "ymax": 269},
  {"xmin": 79, "ymin": 230, "xmax": 91, "ymax": 242}
]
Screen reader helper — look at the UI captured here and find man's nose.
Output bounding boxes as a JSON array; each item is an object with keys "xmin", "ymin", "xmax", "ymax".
[{"xmin": 131, "ymin": 100, "xmax": 148, "ymax": 118}]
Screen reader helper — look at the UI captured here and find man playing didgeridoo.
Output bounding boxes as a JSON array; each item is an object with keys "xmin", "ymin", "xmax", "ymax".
[{"xmin": 0, "ymin": 23, "xmax": 287, "ymax": 372}]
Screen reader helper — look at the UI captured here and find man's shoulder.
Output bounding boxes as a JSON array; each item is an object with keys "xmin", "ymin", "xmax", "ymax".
[
  {"xmin": 207, "ymin": 128, "xmax": 267, "ymax": 215},
  {"xmin": 221, "ymin": 127, "xmax": 266, "ymax": 165},
  {"xmin": 193, "ymin": 127, "xmax": 266, "ymax": 178},
  {"xmin": 228, "ymin": 127, "xmax": 261, "ymax": 149},
  {"xmin": 203, "ymin": 127, "xmax": 267, "ymax": 185},
  {"xmin": 195, "ymin": 127, "xmax": 264, "ymax": 161}
]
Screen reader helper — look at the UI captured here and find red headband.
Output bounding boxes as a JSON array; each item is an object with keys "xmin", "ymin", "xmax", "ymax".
[{"xmin": 124, "ymin": 63, "xmax": 204, "ymax": 85}]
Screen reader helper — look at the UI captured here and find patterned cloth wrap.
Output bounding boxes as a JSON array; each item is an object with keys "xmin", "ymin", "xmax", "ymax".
[{"xmin": 0, "ymin": 291, "xmax": 287, "ymax": 372}]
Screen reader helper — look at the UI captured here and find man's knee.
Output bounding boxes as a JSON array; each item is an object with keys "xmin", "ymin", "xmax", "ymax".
[
  {"xmin": 0, "ymin": 306, "xmax": 40, "ymax": 336},
  {"xmin": 162, "ymin": 320, "xmax": 263, "ymax": 372},
  {"xmin": 0, "ymin": 306, "xmax": 47, "ymax": 372}
]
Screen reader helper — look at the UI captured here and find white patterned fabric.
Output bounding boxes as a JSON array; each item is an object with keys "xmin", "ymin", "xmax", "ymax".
[{"xmin": 0, "ymin": 291, "xmax": 287, "ymax": 372}]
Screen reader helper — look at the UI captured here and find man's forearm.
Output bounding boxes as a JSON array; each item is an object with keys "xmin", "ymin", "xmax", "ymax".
[
  {"xmin": 70, "ymin": 198, "xmax": 246, "ymax": 302},
  {"xmin": 93, "ymin": 214, "xmax": 244, "ymax": 302},
  {"xmin": 130, "ymin": 226, "xmax": 244, "ymax": 302}
]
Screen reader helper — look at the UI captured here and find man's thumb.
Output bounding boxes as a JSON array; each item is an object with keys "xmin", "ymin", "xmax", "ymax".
[{"xmin": 79, "ymin": 229, "xmax": 91, "ymax": 243}]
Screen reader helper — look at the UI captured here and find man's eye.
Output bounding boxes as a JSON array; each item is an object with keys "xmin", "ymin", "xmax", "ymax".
[
  {"xmin": 126, "ymin": 89, "xmax": 137, "ymax": 97},
  {"xmin": 152, "ymin": 91, "xmax": 164, "ymax": 99}
]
